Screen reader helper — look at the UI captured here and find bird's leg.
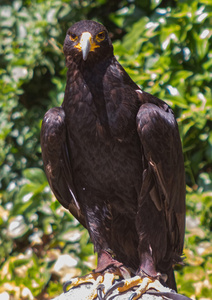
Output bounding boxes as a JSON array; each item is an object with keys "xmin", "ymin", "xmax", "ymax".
[
  {"xmin": 63, "ymin": 250, "xmax": 130, "ymax": 300},
  {"xmin": 115, "ymin": 252, "xmax": 170, "ymax": 299},
  {"xmin": 93, "ymin": 250, "xmax": 136, "ymax": 299},
  {"xmin": 64, "ymin": 202, "xmax": 131, "ymax": 298},
  {"xmin": 62, "ymin": 251, "xmax": 111, "ymax": 294},
  {"xmin": 95, "ymin": 250, "xmax": 130, "ymax": 278},
  {"xmin": 95, "ymin": 250, "xmax": 132, "ymax": 289}
]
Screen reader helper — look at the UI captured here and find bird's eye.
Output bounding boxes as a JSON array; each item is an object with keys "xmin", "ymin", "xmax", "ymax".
[
  {"xmin": 69, "ymin": 32, "xmax": 78, "ymax": 42},
  {"xmin": 96, "ymin": 31, "xmax": 105, "ymax": 42}
]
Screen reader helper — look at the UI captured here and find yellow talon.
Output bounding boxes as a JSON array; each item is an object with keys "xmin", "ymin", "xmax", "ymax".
[
  {"xmin": 118, "ymin": 276, "xmax": 143, "ymax": 292},
  {"xmin": 70, "ymin": 272, "xmax": 103, "ymax": 288},
  {"xmin": 117, "ymin": 275, "xmax": 172, "ymax": 300},
  {"xmin": 130, "ymin": 277, "xmax": 152, "ymax": 299},
  {"xmin": 64, "ymin": 271, "xmax": 117, "ymax": 300},
  {"xmin": 63, "ymin": 272, "xmax": 103, "ymax": 300}
]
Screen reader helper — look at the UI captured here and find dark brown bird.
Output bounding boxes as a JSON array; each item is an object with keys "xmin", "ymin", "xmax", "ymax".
[{"xmin": 41, "ymin": 20, "xmax": 185, "ymax": 298}]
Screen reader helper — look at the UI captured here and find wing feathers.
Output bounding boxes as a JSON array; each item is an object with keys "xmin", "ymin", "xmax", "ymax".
[
  {"xmin": 136, "ymin": 94, "xmax": 185, "ymax": 252},
  {"xmin": 40, "ymin": 107, "xmax": 86, "ymax": 227}
]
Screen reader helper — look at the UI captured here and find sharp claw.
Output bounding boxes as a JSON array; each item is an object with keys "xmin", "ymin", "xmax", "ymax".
[
  {"xmin": 97, "ymin": 283, "xmax": 105, "ymax": 300},
  {"xmin": 63, "ymin": 280, "xmax": 72, "ymax": 293},
  {"xmin": 104, "ymin": 280, "xmax": 125, "ymax": 299},
  {"xmin": 129, "ymin": 292, "xmax": 137, "ymax": 300}
]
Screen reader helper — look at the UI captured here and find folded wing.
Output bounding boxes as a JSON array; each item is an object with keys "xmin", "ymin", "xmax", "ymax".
[
  {"xmin": 136, "ymin": 91, "xmax": 185, "ymax": 254},
  {"xmin": 40, "ymin": 107, "xmax": 86, "ymax": 228}
]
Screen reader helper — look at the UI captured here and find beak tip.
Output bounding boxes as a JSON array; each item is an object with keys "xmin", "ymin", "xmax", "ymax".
[{"xmin": 82, "ymin": 53, "xmax": 88, "ymax": 61}]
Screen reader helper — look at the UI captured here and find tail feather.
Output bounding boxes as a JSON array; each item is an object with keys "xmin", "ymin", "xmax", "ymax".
[{"xmin": 166, "ymin": 268, "xmax": 177, "ymax": 291}]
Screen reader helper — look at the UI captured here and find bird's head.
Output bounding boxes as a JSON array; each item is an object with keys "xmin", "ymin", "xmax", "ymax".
[{"xmin": 63, "ymin": 20, "xmax": 113, "ymax": 66}]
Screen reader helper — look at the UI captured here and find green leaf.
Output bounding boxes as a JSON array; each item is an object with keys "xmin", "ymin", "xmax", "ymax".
[{"xmin": 23, "ymin": 168, "xmax": 47, "ymax": 185}]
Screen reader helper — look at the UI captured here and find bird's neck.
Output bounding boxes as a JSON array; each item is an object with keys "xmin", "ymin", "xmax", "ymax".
[{"xmin": 64, "ymin": 57, "xmax": 113, "ymax": 101}]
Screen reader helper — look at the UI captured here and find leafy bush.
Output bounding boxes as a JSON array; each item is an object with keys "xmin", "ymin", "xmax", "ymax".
[{"xmin": 0, "ymin": 0, "xmax": 211, "ymax": 299}]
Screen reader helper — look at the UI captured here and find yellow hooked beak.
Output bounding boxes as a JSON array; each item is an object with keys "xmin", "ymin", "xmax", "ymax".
[{"xmin": 74, "ymin": 32, "xmax": 100, "ymax": 61}]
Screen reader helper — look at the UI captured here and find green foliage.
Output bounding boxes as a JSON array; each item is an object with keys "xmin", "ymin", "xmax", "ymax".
[{"xmin": 0, "ymin": 0, "xmax": 211, "ymax": 299}]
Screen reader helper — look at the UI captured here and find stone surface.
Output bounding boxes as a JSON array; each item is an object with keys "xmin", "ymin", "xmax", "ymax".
[{"xmin": 52, "ymin": 282, "xmax": 164, "ymax": 300}]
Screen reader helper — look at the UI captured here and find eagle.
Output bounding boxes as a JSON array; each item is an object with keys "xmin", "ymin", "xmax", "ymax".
[{"xmin": 41, "ymin": 20, "xmax": 185, "ymax": 299}]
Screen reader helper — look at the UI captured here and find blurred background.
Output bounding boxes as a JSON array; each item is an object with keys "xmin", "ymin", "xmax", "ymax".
[{"xmin": 0, "ymin": 0, "xmax": 211, "ymax": 299}]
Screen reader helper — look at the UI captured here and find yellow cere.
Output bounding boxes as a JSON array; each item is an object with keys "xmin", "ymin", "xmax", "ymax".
[{"xmin": 74, "ymin": 31, "xmax": 102, "ymax": 52}]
